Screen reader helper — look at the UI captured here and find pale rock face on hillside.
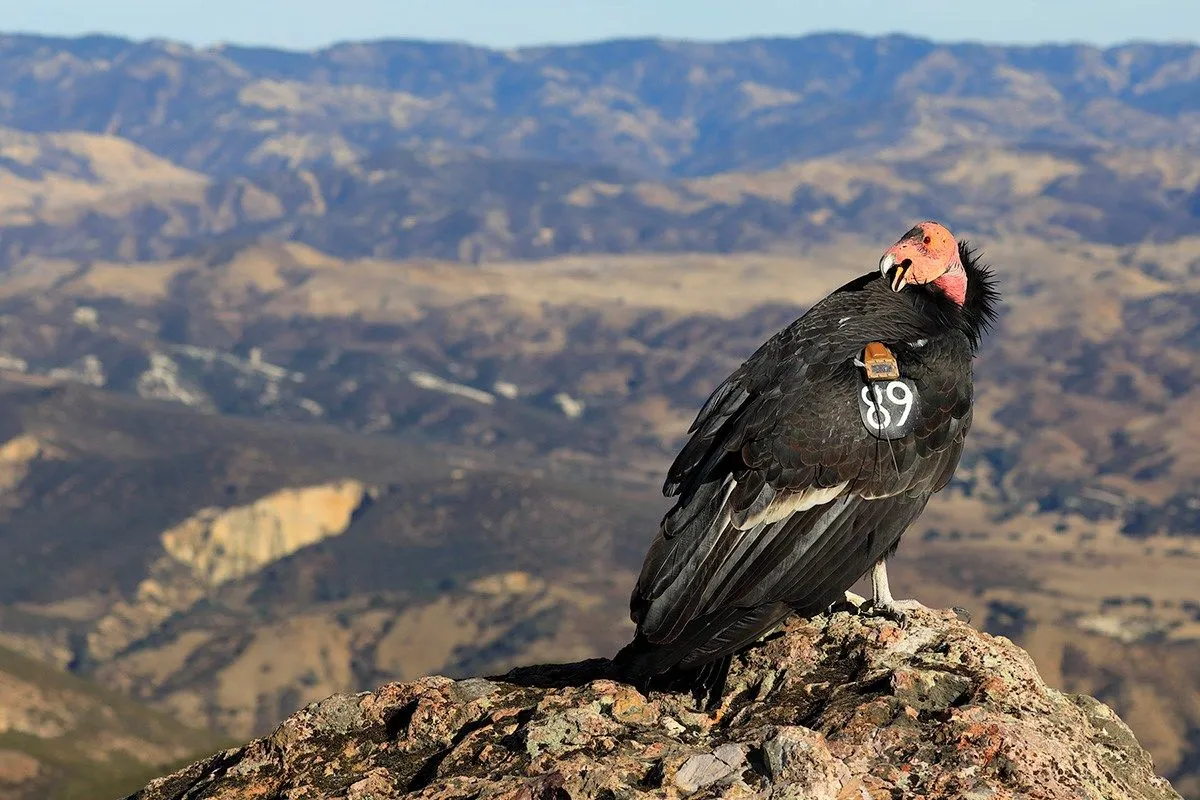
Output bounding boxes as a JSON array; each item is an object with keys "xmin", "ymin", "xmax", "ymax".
[
  {"xmin": 87, "ymin": 480, "xmax": 372, "ymax": 661},
  {"xmin": 159, "ymin": 479, "xmax": 371, "ymax": 585},
  {"xmin": 0, "ymin": 435, "xmax": 62, "ymax": 496},
  {"xmin": 128, "ymin": 607, "xmax": 1181, "ymax": 800}
]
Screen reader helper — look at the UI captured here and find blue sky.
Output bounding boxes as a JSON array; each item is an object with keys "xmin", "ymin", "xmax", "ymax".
[{"xmin": 8, "ymin": 0, "xmax": 1199, "ymax": 50}]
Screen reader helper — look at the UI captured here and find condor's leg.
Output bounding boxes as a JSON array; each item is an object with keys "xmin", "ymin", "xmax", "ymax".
[{"xmin": 865, "ymin": 559, "xmax": 930, "ymax": 623}]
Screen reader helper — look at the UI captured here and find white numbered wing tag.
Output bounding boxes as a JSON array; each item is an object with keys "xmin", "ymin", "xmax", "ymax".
[{"xmin": 858, "ymin": 379, "xmax": 919, "ymax": 440}]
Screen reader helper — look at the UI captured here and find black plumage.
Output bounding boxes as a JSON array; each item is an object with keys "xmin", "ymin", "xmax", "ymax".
[{"xmin": 615, "ymin": 235, "xmax": 1000, "ymax": 695}]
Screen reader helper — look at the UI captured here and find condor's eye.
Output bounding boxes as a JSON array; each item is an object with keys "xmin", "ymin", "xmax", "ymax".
[{"xmin": 923, "ymin": 236, "xmax": 931, "ymax": 244}]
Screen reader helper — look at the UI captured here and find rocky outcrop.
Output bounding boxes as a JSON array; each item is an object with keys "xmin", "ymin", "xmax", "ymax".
[
  {"xmin": 0, "ymin": 434, "xmax": 61, "ymax": 496},
  {"xmin": 158, "ymin": 479, "xmax": 371, "ymax": 585},
  {"xmin": 128, "ymin": 607, "xmax": 1181, "ymax": 800},
  {"xmin": 88, "ymin": 480, "xmax": 372, "ymax": 660}
]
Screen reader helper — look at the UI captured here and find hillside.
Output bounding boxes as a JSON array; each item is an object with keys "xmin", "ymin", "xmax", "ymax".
[
  {"xmin": 0, "ymin": 35, "xmax": 1199, "ymax": 268},
  {"xmin": 0, "ymin": 378, "xmax": 664, "ymax": 740},
  {"xmin": 2, "ymin": 130, "xmax": 1199, "ymax": 268},
  {"xmin": 0, "ymin": 641, "xmax": 224, "ymax": 800},
  {"xmin": 3, "ymin": 34, "xmax": 1199, "ymax": 178}
]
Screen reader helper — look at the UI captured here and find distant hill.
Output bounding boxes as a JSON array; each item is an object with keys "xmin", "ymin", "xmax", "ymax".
[
  {"xmin": 0, "ymin": 378, "xmax": 659, "ymax": 741},
  {"xmin": 0, "ymin": 34, "xmax": 1199, "ymax": 267},
  {"xmin": 0, "ymin": 640, "xmax": 224, "ymax": 800},
  {"xmin": 2, "ymin": 33, "xmax": 1199, "ymax": 178},
  {"xmin": 2, "ymin": 134, "xmax": 1197, "ymax": 268}
]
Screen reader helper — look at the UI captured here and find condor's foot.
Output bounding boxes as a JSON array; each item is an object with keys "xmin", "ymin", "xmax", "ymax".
[
  {"xmin": 863, "ymin": 598, "xmax": 972, "ymax": 626},
  {"xmin": 861, "ymin": 561, "xmax": 971, "ymax": 626},
  {"xmin": 862, "ymin": 560, "xmax": 934, "ymax": 628},
  {"xmin": 837, "ymin": 587, "xmax": 931, "ymax": 625},
  {"xmin": 861, "ymin": 597, "xmax": 931, "ymax": 627}
]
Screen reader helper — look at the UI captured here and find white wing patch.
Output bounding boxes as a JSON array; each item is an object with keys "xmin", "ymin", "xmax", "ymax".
[{"xmin": 731, "ymin": 482, "xmax": 849, "ymax": 530}]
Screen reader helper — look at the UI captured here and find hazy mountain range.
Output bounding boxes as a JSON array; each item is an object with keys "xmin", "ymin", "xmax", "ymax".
[{"xmin": 0, "ymin": 31, "xmax": 1198, "ymax": 798}]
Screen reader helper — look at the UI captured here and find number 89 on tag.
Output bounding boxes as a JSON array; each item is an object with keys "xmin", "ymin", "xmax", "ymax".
[{"xmin": 858, "ymin": 379, "xmax": 919, "ymax": 440}]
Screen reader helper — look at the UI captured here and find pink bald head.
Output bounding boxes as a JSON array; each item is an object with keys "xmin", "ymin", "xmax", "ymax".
[{"xmin": 877, "ymin": 221, "xmax": 966, "ymax": 306}]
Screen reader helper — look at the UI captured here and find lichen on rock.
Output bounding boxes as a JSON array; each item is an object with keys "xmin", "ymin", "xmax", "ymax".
[{"xmin": 127, "ymin": 608, "xmax": 1182, "ymax": 800}]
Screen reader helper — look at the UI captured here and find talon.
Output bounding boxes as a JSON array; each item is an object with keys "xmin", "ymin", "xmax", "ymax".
[
  {"xmin": 863, "ymin": 602, "xmax": 905, "ymax": 627},
  {"xmin": 867, "ymin": 561, "xmax": 932, "ymax": 628},
  {"xmin": 861, "ymin": 597, "xmax": 931, "ymax": 629}
]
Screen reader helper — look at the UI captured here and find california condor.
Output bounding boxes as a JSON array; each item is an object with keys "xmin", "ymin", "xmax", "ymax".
[{"xmin": 615, "ymin": 221, "xmax": 1000, "ymax": 701}]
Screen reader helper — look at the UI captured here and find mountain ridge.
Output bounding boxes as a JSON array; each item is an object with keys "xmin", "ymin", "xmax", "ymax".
[{"xmin": 4, "ymin": 30, "xmax": 1200, "ymax": 179}]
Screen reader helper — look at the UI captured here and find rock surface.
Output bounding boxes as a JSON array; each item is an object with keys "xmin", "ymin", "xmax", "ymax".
[{"xmin": 128, "ymin": 607, "xmax": 1181, "ymax": 800}]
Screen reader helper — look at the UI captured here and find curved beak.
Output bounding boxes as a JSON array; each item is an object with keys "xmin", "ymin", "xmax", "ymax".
[{"xmin": 879, "ymin": 252, "xmax": 909, "ymax": 293}]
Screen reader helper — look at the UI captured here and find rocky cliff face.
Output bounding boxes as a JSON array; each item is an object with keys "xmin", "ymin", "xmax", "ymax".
[
  {"xmin": 87, "ymin": 479, "xmax": 372, "ymax": 661},
  {"xmin": 128, "ymin": 607, "xmax": 1181, "ymax": 800}
]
